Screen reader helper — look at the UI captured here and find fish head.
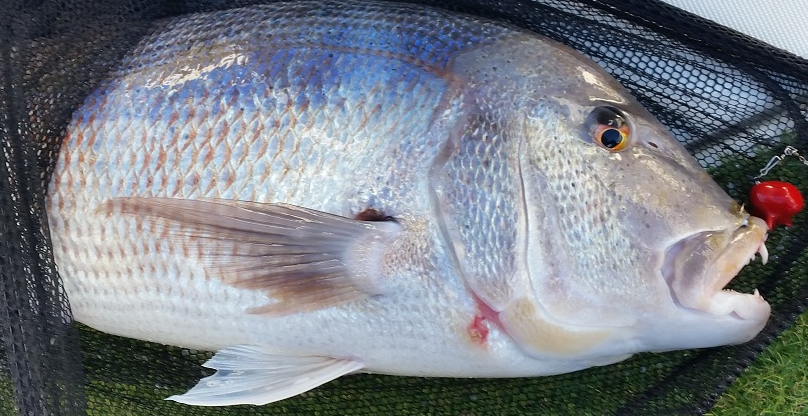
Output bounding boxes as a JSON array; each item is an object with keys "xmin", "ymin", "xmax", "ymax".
[{"xmin": 507, "ymin": 40, "xmax": 771, "ymax": 355}]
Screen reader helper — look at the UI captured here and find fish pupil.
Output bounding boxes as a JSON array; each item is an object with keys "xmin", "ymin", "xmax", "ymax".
[{"xmin": 601, "ymin": 128, "xmax": 623, "ymax": 148}]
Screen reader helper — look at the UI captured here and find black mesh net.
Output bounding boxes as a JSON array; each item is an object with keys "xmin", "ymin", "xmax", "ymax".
[{"xmin": 1, "ymin": 0, "xmax": 806, "ymax": 415}]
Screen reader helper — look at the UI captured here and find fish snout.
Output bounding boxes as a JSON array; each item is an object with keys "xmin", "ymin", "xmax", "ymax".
[{"xmin": 662, "ymin": 216, "xmax": 770, "ymax": 322}]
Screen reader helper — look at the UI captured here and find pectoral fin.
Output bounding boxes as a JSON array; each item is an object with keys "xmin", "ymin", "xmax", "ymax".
[
  {"xmin": 168, "ymin": 345, "xmax": 363, "ymax": 406},
  {"xmin": 101, "ymin": 197, "xmax": 401, "ymax": 315}
]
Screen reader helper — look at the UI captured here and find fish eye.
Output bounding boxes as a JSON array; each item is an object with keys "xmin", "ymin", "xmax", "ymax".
[{"xmin": 586, "ymin": 106, "xmax": 631, "ymax": 152}]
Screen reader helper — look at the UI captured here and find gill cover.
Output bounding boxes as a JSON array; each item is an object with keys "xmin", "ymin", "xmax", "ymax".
[{"xmin": 427, "ymin": 32, "xmax": 647, "ymax": 360}]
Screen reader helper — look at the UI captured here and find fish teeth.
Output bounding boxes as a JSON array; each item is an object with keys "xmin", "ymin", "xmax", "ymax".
[
  {"xmin": 723, "ymin": 287, "xmax": 763, "ymax": 299},
  {"xmin": 758, "ymin": 242, "xmax": 769, "ymax": 265}
]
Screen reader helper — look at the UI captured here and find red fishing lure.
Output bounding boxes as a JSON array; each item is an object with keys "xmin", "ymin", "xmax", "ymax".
[
  {"xmin": 749, "ymin": 146, "xmax": 805, "ymax": 230},
  {"xmin": 749, "ymin": 181, "xmax": 804, "ymax": 229}
]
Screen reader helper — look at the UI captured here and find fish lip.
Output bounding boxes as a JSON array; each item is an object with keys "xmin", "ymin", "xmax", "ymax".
[{"xmin": 661, "ymin": 216, "xmax": 770, "ymax": 321}]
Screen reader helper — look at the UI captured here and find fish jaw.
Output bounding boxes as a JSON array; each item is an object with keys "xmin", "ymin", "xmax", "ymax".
[{"xmin": 656, "ymin": 215, "xmax": 771, "ymax": 349}]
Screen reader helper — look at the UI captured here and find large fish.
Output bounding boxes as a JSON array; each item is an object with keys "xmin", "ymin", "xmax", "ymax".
[{"xmin": 46, "ymin": 0, "xmax": 771, "ymax": 406}]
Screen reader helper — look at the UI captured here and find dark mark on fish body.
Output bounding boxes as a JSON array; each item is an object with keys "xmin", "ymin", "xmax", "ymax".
[{"xmin": 355, "ymin": 207, "xmax": 397, "ymax": 223}]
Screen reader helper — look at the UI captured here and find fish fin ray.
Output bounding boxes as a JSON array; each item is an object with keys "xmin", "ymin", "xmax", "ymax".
[
  {"xmin": 101, "ymin": 197, "xmax": 401, "ymax": 315},
  {"xmin": 167, "ymin": 345, "xmax": 363, "ymax": 406}
]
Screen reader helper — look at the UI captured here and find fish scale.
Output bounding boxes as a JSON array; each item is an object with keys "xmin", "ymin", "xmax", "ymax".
[
  {"xmin": 48, "ymin": 0, "xmax": 772, "ymax": 406},
  {"xmin": 441, "ymin": 111, "xmax": 522, "ymax": 308},
  {"xmin": 51, "ymin": 0, "xmax": 493, "ymax": 373}
]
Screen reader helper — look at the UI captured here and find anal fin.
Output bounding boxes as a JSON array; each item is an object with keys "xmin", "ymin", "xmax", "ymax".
[
  {"xmin": 167, "ymin": 345, "xmax": 363, "ymax": 406},
  {"xmin": 101, "ymin": 197, "xmax": 401, "ymax": 315}
]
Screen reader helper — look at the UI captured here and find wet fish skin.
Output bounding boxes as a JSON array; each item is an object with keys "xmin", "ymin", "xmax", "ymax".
[{"xmin": 47, "ymin": 0, "xmax": 770, "ymax": 406}]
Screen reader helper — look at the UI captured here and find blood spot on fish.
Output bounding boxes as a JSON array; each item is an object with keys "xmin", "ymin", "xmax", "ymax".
[
  {"xmin": 355, "ymin": 208, "xmax": 396, "ymax": 223},
  {"xmin": 467, "ymin": 315, "xmax": 489, "ymax": 345},
  {"xmin": 465, "ymin": 293, "xmax": 504, "ymax": 346},
  {"xmin": 473, "ymin": 293, "xmax": 503, "ymax": 327}
]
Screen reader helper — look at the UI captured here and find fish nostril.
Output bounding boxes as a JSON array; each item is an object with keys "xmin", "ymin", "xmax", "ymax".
[{"xmin": 648, "ymin": 141, "xmax": 659, "ymax": 149}]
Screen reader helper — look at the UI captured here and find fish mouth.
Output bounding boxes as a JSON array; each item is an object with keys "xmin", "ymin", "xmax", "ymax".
[{"xmin": 662, "ymin": 216, "xmax": 770, "ymax": 321}]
